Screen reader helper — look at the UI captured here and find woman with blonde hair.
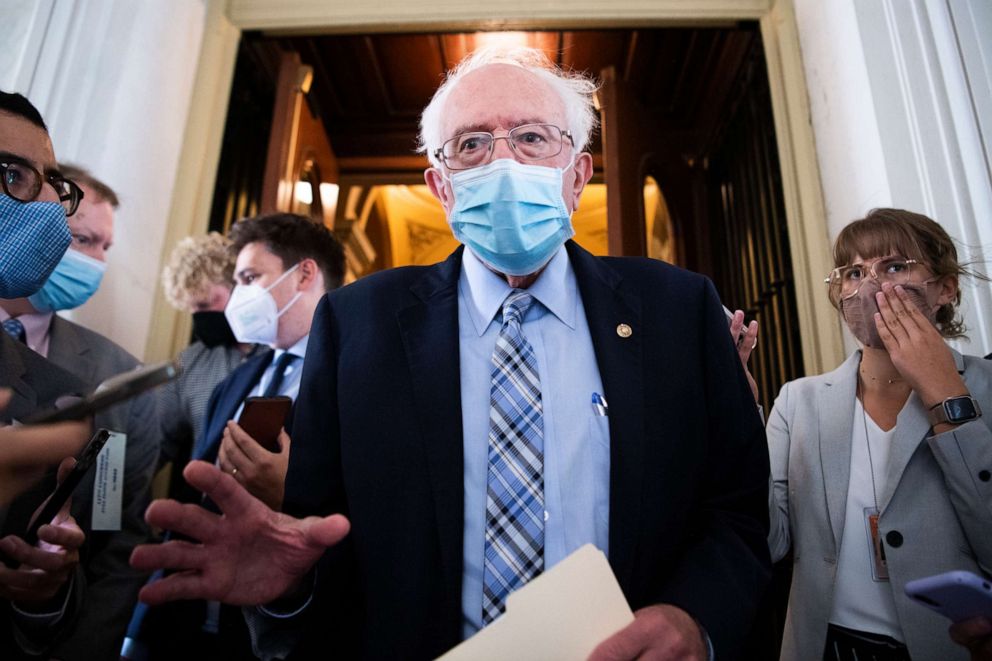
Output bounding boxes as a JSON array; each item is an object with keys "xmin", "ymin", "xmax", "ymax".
[{"xmin": 764, "ymin": 208, "xmax": 991, "ymax": 660}]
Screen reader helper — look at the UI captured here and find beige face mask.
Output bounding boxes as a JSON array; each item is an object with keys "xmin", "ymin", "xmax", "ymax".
[{"xmin": 840, "ymin": 279, "xmax": 937, "ymax": 349}]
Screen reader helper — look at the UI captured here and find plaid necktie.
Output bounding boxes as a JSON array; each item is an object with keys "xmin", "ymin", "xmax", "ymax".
[
  {"xmin": 2, "ymin": 318, "xmax": 26, "ymax": 344},
  {"xmin": 483, "ymin": 290, "xmax": 544, "ymax": 624}
]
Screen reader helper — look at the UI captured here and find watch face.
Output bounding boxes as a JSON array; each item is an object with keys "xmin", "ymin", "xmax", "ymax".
[{"xmin": 944, "ymin": 397, "xmax": 979, "ymax": 422}]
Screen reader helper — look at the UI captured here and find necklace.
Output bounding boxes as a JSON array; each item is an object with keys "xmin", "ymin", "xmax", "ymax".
[{"xmin": 859, "ymin": 366, "xmax": 903, "ymax": 385}]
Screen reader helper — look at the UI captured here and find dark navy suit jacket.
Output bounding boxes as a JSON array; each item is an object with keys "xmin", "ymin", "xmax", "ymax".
[{"xmin": 274, "ymin": 241, "xmax": 771, "ymax": 660}]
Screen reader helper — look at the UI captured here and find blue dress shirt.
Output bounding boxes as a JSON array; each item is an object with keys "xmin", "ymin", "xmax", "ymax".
[{"xmin": 458, "ymin": 246, "xmax": 610, "ymax": 638}]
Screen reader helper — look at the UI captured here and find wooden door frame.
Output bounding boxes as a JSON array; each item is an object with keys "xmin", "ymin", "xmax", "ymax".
[{"xmin": 148, "ymin": 0, "xmax": 844, "ymax": 375}]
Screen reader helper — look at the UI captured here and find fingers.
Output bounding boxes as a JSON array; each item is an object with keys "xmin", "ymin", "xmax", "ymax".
[
  {"xmin": 0, "ymin": 388, "xmax": 11, "ymax": 411},
  {"xmin": 587, "ymin": 620, "xmax": 648, "ymax": 661},
  {"xmin": 130, "ymin": 539, "xmax": 207, "ymax": 573},
  {"xmin": 277, "ymin": 429, "xmax": 291, "ymax": 453},
  {"xmin": 949, "ymin": 616, "xmax": 992, "ymax": 647},
  {"xmin": 183, "ymin": 460, "xmax": 262, "ymax": 521},
  {"xmin": 37, "ymin": 516, "xmax": 85, "ymax": 551},
  {"xmin": 301, "ymin": 514, "xmax": 350, "ymax": 549},
  {"xmin": 729, "ymin": 311, "xmax": 745, "ymax": 345},
  {"xmin": 0, "ymin": 421, "xmax": 90, "ymax": 468},
  {"xmin": 144, "ymin": 499, "xmax": 220, "ymax": 543},
  {"xmin": 738, "ymin": 320, "xmax": 759, "ymax": 364},
  {"xmin": 0, "ymin": 535, "xmax": 75, "ymax": 573},
  {"xmin": 227, "ymin": 422, "xmax": 264, "ymax": 463},
  {"xmin": 138, "ymin": 569, "xmax": 212, "ymax": 606}
]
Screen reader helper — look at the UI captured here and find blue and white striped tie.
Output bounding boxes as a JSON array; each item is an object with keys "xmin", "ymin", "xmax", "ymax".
[{"xmin": 483, "ymin": 290, "xmax": 544, "ymax": 624}]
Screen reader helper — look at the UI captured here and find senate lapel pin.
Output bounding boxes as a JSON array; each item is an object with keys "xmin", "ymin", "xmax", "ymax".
[{"xmin": 616, "ymin": 323, "xmax": 632, "ymax": 338}]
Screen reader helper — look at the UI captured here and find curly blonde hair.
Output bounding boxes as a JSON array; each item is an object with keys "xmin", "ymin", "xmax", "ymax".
[{"xmin": 161, "ymin": 232, "xmax": 236, "ymax": 311}]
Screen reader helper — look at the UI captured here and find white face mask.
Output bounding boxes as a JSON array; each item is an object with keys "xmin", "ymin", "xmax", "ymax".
[{"xmin": 224, "ymin": 263, "xmax": 302, "ymax": 345}]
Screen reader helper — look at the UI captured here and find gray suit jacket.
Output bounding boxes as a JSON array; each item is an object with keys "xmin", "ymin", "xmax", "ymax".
[
  {"xmin": 43, "ymin": 316, "xmax": 159, "ymax": 661},
  {"xmin": 768, "ymin": 349, "xmax": 992, "ymax": 660}
]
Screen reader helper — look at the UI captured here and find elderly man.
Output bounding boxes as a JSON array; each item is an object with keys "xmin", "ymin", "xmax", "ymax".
[{"xmin": 133, "ymin": 48, "xmax": 771, "ymax": 660}]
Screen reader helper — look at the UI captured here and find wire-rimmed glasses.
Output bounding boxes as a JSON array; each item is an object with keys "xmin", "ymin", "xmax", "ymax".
[{"xmin": 434, "ymin": 123, "xmax": 573, "ymax": 171}]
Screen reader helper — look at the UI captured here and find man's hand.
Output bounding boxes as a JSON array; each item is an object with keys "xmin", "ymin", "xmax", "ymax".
[
  {"xmin": 588, "ymin": 605, "xmax": 707, "ymax": 661},
  {"xmin": 729, "ymin": 310, "xmax": 759, "ymax": 404},
  {"xmin": 950, "ymin": 616, "xmax": 992, "ymax": 661},
  {"xmin": 217, "ymin": 421, "xmax": 290, "ymax": 510},
  {"xmin": 0, "ymin": 458, "xmax": 85, "ymax": 607},
  {"xmin": 130, "ymin": 460, "xmax": 350, "ymax": 606},
  {"xmin": 0, "ymin": 389, "xmax": 91, "ymax": 507}
]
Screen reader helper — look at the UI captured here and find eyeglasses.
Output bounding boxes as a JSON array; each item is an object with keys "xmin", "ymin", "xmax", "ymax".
[
  {"xmin": 1, "ymin": 159, "xmax": 84, "ymax": 216},
  {"xmin": 434, "ymin": 123, "xmax": 573, "ymax": 171},
  {"xmin": 824, "ymin": 255, "xmax": 928, "ymax": 301}
]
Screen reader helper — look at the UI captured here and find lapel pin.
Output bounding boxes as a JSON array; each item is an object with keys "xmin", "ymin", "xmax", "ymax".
[{"xmin": 616, "ymin": 323, "xmax": 632, "ymax": 338}]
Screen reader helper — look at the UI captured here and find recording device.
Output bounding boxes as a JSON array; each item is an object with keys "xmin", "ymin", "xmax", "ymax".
[
  {"xmin": 23, "ymin": 361, "xmax": 180, "ymax": 425},
  {"xmin": 5, "ymin": 429, "xmax": 112, "ymax": 564},
  {"xmin": 905, "ymin": 570, "xmax": 992, "ymax": 623},
  {"xmin": 237, "ymin": 396, "xmax": 293, "ymax": 452}
]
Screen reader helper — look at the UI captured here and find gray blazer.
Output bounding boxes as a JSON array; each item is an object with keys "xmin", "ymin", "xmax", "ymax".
[
  {"xmin": 768, "ymin": 349, "xmax": 992, "ymax": 660},
  {"xmin": 44, "ymin": 316, "xmax": 159, "ymax": 661}
]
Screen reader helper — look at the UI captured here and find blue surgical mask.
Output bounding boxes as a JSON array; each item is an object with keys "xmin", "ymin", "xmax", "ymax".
[
  {"xmin": 0, "ymin": 194, "xmax": 72, "ymax": 298},
  {"xmin": 447, "ymin": 158, "xmax": 575, "ymax": 276},
  {"xmin": 28, "ymin": 248, "xmax": 106, "ymax": 312}
]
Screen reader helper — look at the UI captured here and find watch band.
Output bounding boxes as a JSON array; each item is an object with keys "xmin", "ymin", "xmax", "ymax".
[{"xmin": 928, "ymin": 395, "xmax": 982, "ymax": 427}]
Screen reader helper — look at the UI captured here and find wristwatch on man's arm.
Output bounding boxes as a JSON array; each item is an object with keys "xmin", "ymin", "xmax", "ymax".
[{"xmin": 927, "ymin": 395, "xmax": 983, "ymax": 428}]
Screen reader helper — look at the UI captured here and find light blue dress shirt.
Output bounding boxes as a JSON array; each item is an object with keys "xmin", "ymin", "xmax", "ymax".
[
  {"xmin": 458, "ymin": 246, "xmax": 611, "ymax": 638},
  {"xmin": 231, "ymin": 334, "xmax": 310, "ymax": 422}
]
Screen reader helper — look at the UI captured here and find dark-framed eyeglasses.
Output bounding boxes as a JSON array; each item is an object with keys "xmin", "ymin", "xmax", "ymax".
[
  {"xmin": 434, "ymin": 123, "xmax": 574, "ymax": 171},
  {"xmin": 1, "ymin": 159, "xmax": 84, "ymax": 216},
  {"xmin": 824, "ymin": 255, "xmax": 928, "ymax": 301}
]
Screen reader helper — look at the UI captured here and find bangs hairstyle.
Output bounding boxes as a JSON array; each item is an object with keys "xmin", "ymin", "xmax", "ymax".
[
  {"xmin": 418, "ymin": 46, "xmax": 600, "ymax": 169},
  {"xmin": 831, "ymin": 208, "xmax": 988, "ymax": 338}
]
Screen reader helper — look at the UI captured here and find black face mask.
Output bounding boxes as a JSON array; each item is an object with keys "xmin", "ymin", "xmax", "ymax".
[{"xmin": 192, "ymin": 311, "xmax": 238, "ymax": 348}]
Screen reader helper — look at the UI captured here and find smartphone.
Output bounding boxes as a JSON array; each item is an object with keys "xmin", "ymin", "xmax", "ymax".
[
  {"xmin": 905, "ymin": 570, "xmax": 992, "ymax": 623},
  {"xmin": 23, "ymin": 361, "xmax": 180, "ymax": 425},
  {"xmin": 19, "ymin": 428, "xmax": 112, "ymax": 551},
  {"xmin": 237, "ymin": 396, "xmax": 293, "ymax": 452}
]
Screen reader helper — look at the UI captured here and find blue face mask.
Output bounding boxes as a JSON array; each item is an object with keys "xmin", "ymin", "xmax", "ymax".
[
  {"xmin": 0, "ymin": 194, "xmax": 72, "ymax": 298},
  {"xmin": 447, "ymin": 158, "xmax": 575, "ymax": 276},
  {"xmin": 28, "ymin": 248, "xmax": 106, "ymax": 312}
]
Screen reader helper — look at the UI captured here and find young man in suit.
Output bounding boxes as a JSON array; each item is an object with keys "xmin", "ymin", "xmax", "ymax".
[
  {"xmin": 126, "ymin": 212, "xmax": 344, "ymax": 660},
  {"xmin": 133, "ymin": 48, "xmax": 771, "ymax": 660},
  {"xmin": 1, "ymin": 164, "xmax": 160, "ymax": 661}
]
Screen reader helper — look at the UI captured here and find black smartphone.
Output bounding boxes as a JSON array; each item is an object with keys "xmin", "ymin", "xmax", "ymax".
[
  {"xmin": 23, "ymin": 361, "xmax": 180, "ymax": 425},
  {"xmin": 15, "ymin": 429, "xmax": 112, "ymax": 556},
  {"xmin": 237, "ymin": 396, "xmax": 293, "ymax": 452}
]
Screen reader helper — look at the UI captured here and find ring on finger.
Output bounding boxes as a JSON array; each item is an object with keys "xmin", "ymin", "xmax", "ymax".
[{"xmin": 231, "ymin": 466, "xmax": 238, "ymax": 477}]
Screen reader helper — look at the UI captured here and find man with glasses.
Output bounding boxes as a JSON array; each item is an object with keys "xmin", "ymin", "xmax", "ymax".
[
  {"xmin": 132, "ymin": 48, "xmax": 770, "ymax": 660},
  {"xmin": 0, "ymin": 91, "xmax": 92, "ymax": 659}
]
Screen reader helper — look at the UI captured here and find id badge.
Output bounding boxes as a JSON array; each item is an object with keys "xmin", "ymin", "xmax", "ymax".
[
  {"xmin": 91, "ymin": 431, "xmax": 126, "ymax": 531},
  {"xmin": 864, "ymin": 507, "xmax": 889, "ymax": 582}
]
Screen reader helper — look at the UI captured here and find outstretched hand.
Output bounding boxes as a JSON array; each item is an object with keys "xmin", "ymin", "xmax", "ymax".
[{"xmin": 130, "ymin": 460, "xmax": 350, "ymax": 607}]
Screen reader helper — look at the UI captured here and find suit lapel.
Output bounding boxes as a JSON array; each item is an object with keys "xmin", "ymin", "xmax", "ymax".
[
  {"xmin": 194, "ymin": 350, "xmax": 273, "ymax": 462},
  {"xmin": 0, "ymin": 332, "xmax": 36, "ymax": 421},
  {"xmin": 819, "ymin": 352, "xmax": 859, "ymax": 553},
  {"xmin": 397, "ymin": 248, "xmax": 465, "ymax": 626},
  {"xmin": 879, "ymin": 350, "xmax": 965, "ymax": 512},
  {"xmin": 566, "ymin": 242, "xmax": 644, "ymax": 589},
  {"xmin": 47, "ymin": 316, "xmax": 98, "ymax": 384}
]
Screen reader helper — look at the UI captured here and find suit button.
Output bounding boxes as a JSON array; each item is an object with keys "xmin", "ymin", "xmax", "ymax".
[
  {"xmin": 885, "ymin": 531, "xmax": 903, "ymax": 548},
  {"xmin": 979, "ymin": 470, "xmax": 991, "ymax": 482}
]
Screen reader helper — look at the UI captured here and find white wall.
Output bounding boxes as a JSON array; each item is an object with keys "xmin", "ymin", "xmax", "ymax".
[
  {"xmin": 2, "ymin": 0, "xmax": 209, "ymax": 360},
  {"xmin": 795, "ymin": 0, "xmax": 992, "ymax": 357}
]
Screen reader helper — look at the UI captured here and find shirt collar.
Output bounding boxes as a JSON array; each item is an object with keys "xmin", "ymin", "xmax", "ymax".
[
  {"xmin": 0, "ymin": 307, "xmax": 54, "ymax": 350},
  {"xmin": 459, "ymin": 246, "xmax": 577, "ymax": 337},
  {"xmin": 274, "ymin": 333, "xmax": 309, "ymax": 362}
]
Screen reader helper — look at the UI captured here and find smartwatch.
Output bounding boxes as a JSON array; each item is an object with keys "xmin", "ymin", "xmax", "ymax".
[{"xmin": 928, "ymin": 395, "xmax": 983, "ymax": 427}]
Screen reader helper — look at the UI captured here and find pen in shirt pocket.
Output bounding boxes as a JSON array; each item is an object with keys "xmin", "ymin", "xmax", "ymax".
[{"xmin": 591, "ymin": 392, "xmax": 609, "ymax": 416}]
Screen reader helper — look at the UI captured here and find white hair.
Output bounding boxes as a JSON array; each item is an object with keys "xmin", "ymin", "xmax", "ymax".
[{"xmin": 417, "ymin": 46, "xmax": 600, "ymax": 168}]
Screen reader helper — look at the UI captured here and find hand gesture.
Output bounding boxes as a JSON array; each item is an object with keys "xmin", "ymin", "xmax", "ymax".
[
  {"xmin": 0, "ymin": 458, "xmax": 85, "ymax": 607},
  {"xmin": 874, "ymin": 283, "xmax": 968, "ymax": 410},
  {"xmin": 0, "ymin": 390, "xmax": 91, "ymax": 507},
  {"xmin": 130, "ymin": 460, "xmax": 350, "ymax": 607},
  {"xmin": 218, "ymin": 421, "xmax": 290, "ymax": 510},
  {"xmin": 588, "ymin": 604, "xmax": 707, "ymax": 661},
  {"xmin": 729, "ymin": 310, "xmax": 759, "ymax": 404}
]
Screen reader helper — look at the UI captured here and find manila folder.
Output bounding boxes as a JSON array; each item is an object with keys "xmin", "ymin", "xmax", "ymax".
[{"xmin": 437, "ymin": 544, "xmax": 634, "ymax": 661}]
